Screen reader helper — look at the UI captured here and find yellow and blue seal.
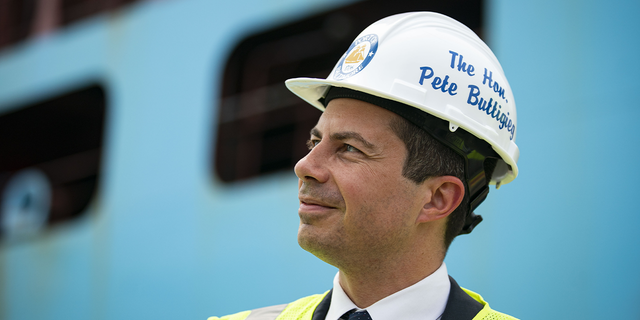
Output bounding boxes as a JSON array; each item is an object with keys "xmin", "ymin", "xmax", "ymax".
[{"xmin": 334, "ymin": 34, "xmax": 378, "ymax": 80}]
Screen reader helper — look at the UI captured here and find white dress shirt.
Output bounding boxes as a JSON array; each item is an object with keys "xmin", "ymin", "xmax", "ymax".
[{"xmin": 325, "ymin": 262, "xmax": 450, "ymax": 320}]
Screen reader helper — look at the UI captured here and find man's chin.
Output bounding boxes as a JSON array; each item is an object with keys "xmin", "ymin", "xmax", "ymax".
[
  {"xmin": 297, "ymin": 228, "xmax": 342, "ymax": 265},
  {"xmin": 296, "ymin": 224, "xmax": 315, "ymax": 250},
  {"xmin": 298, "ymin": 227, "xmax": 326, "ymax": 252}
]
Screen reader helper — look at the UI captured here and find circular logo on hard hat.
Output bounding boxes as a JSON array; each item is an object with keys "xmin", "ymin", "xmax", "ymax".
[{"xmin": 334, "ymin": 34, "xmax": 378, "ymax": 80}]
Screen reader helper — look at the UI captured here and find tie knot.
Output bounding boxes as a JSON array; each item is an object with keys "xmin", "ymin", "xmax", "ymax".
[{"xmin": 341, "ymin": 309, "xmax": 372, "ymax": 320}]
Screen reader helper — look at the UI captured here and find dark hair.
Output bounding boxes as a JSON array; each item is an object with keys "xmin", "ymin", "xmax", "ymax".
[
  {"xmin": 388, "ymin": 116, "xmax": 467, "ymax": 249},
  {"xmin": 388, "ymin": 116, "xmax": 497, "ymax": 250}
]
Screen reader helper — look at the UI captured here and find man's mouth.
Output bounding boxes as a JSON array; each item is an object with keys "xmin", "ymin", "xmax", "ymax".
[{"xmin": 299, "ymin": 197, "xmax": 336, "ymax": 209}]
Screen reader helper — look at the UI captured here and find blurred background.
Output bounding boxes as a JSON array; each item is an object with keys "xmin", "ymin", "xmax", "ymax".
[{"xmin": 0, "ymin": 0, "xmax": 639, "ymax": 319}]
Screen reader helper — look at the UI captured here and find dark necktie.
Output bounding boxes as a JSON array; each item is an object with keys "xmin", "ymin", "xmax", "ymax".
[{"xmin": 340, "ymin": 309, "xmax": 372, "ymax": 320}]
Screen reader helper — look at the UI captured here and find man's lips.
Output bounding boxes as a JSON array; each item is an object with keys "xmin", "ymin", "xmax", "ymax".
[
  {"xmin": 298, "ymin": 196, "xmax": 340, "ymax": 217},
  {"xmin": 299, "ymin": 197, "xmax": 336, "ymax": 209},
  {"xmin": 297, "ymin": 183, "xmax": 343, "ymax": 212}
]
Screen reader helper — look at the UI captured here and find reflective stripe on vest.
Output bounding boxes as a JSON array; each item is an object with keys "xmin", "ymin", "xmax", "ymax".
[{"xmin": 245, "ymin": 304, "xmax": 288, "ymax": 320}]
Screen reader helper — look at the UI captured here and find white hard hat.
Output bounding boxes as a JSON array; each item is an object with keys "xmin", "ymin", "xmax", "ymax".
[{"xmin": 286, "ymin": 12, "xmax": 519, "ymax": 233}]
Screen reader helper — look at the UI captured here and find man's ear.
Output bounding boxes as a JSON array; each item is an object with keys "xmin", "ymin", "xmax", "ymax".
[{"xmin": 416, "ymin": 176, "xmax": 465, "ymax": 223}]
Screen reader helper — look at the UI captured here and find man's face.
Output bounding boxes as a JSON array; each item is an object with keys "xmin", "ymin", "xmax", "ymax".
[{"xmin": 295, "ymin": 98, "xmax": 428, "ymax": 268}]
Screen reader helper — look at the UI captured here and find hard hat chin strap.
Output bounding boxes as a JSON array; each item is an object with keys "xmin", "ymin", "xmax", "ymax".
[
  {"xmin": 321, "ymin": 87, "xmax": 501, "ymax": 235},
  {"xmin": 461, "ymin": 188, "xmax": 487, "ymax": 235}
]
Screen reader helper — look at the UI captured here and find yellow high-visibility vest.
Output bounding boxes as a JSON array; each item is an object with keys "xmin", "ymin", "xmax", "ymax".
[{"xmin": 208, "ymin": 287, "xmax": 517, "ymax": 320}]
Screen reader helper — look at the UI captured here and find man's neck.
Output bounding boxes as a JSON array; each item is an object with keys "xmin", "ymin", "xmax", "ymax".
[{"xmin": 337, "ymin": 253, "xmax": 444, "ymax": 308}]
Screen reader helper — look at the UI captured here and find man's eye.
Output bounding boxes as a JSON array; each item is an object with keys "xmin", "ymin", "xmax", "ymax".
[{"xmin": 345, "ymin": 144, "xmax": 359, "ymax": 153}]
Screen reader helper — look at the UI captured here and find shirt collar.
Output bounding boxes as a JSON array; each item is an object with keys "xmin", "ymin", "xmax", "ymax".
[{"xmin": 325, "ymin": 262, "xmax": 450, "ymax": 320}]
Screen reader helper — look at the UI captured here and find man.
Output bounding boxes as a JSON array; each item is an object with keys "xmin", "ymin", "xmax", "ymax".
[{"xmin": 209, "ymin": 11, "xmax": 519, "ymax": 320}]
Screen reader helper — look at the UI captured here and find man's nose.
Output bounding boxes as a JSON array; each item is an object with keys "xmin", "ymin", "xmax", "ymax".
[{"xmin": 294, "ymin": 143, "xmax": 329, "ymax": 184}]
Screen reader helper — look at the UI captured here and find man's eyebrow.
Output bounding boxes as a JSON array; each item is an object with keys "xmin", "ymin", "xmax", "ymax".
[
  {"xmin": 332, "ymin": 131, "xmax": 377, "ymax": 151},
  {"xmin": 310, "ymin": 128, "xmax": 377, "ymax": 151},
  {"xmin": 310, "ymin": 127, "xmax": 322, "ymax": 139}
]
